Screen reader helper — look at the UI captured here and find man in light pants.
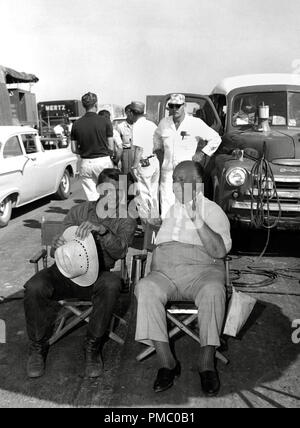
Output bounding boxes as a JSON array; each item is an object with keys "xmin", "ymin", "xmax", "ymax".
[
  {"xmin": 71, "ymin": 92, "xmax": 114, "ymax": 201},
  {"xmin": 153, "ymin": 94, "xmax": 222, "ymax": 218},
  {"xmin": 135, "ymin": 161, "xmax": 231, "ymax": 396},
  {"xmin": 130, "ymin": 101, "xmax": 160, "ymax": 223}
]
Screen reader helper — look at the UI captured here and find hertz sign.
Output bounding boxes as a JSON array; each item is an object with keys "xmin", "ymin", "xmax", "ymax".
[{"xmin": 38, "ymin": 100, "xmax": 85, "ymax": 126}]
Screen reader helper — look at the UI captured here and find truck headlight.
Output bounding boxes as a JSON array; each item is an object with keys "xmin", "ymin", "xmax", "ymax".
[{"xmin": 226, "ymin": 167, "xmax": 247, "ymax": 187}]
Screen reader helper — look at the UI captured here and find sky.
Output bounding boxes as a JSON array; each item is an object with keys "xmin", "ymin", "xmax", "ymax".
[{"xmin": 1, "ymin": 0, "xmax": 300, "ymax": 106}]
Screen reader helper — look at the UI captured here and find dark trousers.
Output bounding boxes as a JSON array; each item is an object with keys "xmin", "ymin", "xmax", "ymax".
[{"xmin": 24, "ymin": 264, "xmax": 121, "ymax": 343}]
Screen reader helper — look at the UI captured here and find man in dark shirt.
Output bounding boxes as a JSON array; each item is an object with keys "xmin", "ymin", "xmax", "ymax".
[
  {"xmin": 24, "ymin": 169, "xmax": 136, "ymax": 379},
  {"xmin": 71, "ymin": 92, "xmax": 115, "ymax": 201}
]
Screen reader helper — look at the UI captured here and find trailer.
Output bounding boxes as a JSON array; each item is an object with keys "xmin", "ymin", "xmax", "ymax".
[{"xmin": 0, "ymin": 65, "xmax": 39, "ymax": 127}]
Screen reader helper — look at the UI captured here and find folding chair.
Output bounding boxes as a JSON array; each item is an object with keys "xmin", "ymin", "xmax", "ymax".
[
  {"xmin": 29, "ymin": 219, "xmax": 128, "ymax": 347},
  {"xmin": 130, "ymin": 222, "xmax": 230, "ymax": 365}
]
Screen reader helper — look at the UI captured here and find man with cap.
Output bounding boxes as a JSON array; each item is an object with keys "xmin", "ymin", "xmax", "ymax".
[
  {"xmin": 71, "ymin": 92, "xmax": 115, "ymax": 201},
  {"xmin": 135, "ymin": 161, "xmax": 231, "ymax": 396},
  {"xmin": 129, "ymin": 101, "xmax": 160, "ymax": 223},
  {"xmin": 153, "ymin": 94, "xmax": 222, "ymax": 218},
  {"xmin": 115, "ymin": 104, "xmax": 135, "ymax": 175},
  {"xmin": 24, "ymin": 168, "xmax": 136, "ymax": 379}
]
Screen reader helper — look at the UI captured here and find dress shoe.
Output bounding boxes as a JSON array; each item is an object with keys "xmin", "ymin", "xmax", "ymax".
[
  {"xmin": 84, "ymin": 336, "xmax": 103, "ymax": 378},
  {"xmin": 27, "ymin": 342, "xmax": 48, "ymax": 379},
  {"xmin": 153, "ymin": 361, "xmax": 181, "ymax": 393},
  {"xmin": 199, "ymin": 370, "xmax": 220, "ymax": 396}
]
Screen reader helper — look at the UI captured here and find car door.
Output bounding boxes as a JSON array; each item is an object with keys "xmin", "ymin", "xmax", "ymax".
[
  {"xmin": 0, "ymin": 135, "xmax": 27, "ymax": 203},
  {"xmin": 19, "ymin": 132, "xmax": 54, "ymax": 202}
]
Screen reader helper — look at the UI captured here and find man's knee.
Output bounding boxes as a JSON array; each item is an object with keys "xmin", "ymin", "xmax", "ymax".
[
  {"xmin": 135, "ymin": 277, "xmax": 168, "ymax": 305},
  {"xmin": 93, "ymin": 272, "xmax": 121, "ymax": 296},
  {"xmin": 195, "ymin": 282, "xmax": 225, "ymax": 308},
  {"xmin": 24, "ymin": 270, "xmax": 52, "ymax": 300}
]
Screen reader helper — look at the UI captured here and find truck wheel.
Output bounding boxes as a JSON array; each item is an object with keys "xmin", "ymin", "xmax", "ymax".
[
  {"xmin": 56, "ymin": 169, "xmax": 71, "ymax": 200},
  {"xmin": 0, "ymin": 198, "xmax": 12, "ymax": 228}
]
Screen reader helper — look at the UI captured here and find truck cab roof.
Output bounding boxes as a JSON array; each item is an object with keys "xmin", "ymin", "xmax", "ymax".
[{"xmin": 212, "ymin": 73, "xmax": 300, "ymax": 95}]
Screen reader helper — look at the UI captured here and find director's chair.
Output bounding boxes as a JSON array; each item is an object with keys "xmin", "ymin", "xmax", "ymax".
[
  {"xmin": 130, "ymin": 222, "xmax": 230, "ymax": 365},
  {"xmin": 29, "ymin": 219, "xmax": 128, "ymax": 347}
]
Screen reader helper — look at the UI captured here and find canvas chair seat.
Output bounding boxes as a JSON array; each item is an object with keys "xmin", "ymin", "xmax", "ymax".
[{"xmin": 29, "ymin": 219, "xmax": 128, "ymax": 346}]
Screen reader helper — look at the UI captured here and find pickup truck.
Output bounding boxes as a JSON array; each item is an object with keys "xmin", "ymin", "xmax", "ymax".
[
  {"xmin": 0, "ymin": 126, "xmax": 79, "ymax": 227},
  {"xmin": 146, "ymin": 77, "xmax": 300, "ymax": 230}
]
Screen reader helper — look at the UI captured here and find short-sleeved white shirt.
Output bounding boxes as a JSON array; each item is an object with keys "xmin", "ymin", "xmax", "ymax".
[
  {"xmin": 132, "ymin": 116, "xmax": 157, "ymax": 158},
  {"xmin": 156, "ymin": 194, "xmax": 232, "ymax": 254}
]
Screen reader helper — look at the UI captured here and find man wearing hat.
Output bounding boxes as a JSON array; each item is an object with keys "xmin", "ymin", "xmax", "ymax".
[
  {"xmin": 71, "ymin": 92, "xmax": 115, "ymax": 201},
  {"xmin": 129, "ymin": 101, "xmax": 160, "ymax": 223},
  {"xmin": 115, "ymin": 104, "xmax": 135, "ymax": 175},
  {"xmin": 153, "ymin": 94, "xmax": 222, "ymax": 218},
  {"xmin": 24, "ymin": 168, "xmax": 136, "ymax": 379}
]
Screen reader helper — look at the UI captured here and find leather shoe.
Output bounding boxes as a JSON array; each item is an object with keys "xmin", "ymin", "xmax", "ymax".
[
  {"xmin": 199, "ymin": 370, "xmax": 220, "ymax": 396},
  {"xmin": 153, "ymin": 361, "xmax": 181, "ymax": 393}
]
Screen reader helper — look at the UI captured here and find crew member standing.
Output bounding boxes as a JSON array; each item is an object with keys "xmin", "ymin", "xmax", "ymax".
[
  {"xmin": 153, "ymin": 94, "xmax": 222, "ymax": 218},
  {"xmin": 130, "ymin": 101, "xmax": 160, "ymax": 223},
  {"xmin": 115, "ymin": 104, "xmax": 134, "ymax": 175},
  {"xmin": 71, "ymin": 92, "xmax": 114, "ymax": 201}
]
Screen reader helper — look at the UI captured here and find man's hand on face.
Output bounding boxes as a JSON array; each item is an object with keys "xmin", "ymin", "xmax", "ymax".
[
  {"xmin": 76, "ymin": 221, "xmax": 107, "ymax": 240},
  {"xmin": 185, "ymin": 192, "xmax": 204, "ymax": 228}
]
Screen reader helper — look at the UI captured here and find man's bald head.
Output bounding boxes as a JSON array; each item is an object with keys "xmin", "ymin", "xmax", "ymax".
[
  {"xmin": 173, "ymin": 161, "xmax": 204, "ymax": 183},
  {"xmin": 172, "ymin": 161, "xmax": 204, "ymax": 204}
]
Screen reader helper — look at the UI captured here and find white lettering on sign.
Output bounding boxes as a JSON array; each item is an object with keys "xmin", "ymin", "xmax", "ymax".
[
  {"xmin": 292, "ymin": 319, "xmax": 300, "ymax": 344},
  {"xmin": 45, "ymin": 105, "xmax": 66, "ymax": 112}
]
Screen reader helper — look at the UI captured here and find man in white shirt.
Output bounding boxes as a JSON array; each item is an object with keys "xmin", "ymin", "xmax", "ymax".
[
  {"xmin": 135, "ymin": 161, "xmax": 231, "ymax": 396},
  {"xmin": 154, "ymin": 94, "xmax": 222, "ymax": 218},
  {"xmin": 130, "ymin": 101, "xmax": 160, "ymax": 222},
  {"xmin": 115, "ymin": 105, "xmax": 134, "ymax": 175}
]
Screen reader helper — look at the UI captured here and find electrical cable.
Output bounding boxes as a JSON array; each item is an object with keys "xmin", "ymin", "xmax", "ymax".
[{"xmin": 248, "ymin": 142, "xmax": 282, "ymax": 261}]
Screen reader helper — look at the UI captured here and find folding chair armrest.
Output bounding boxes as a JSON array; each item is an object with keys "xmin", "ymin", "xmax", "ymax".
[{"xmin": 29, "ymin": 249, "xmax": 47, "ymax": 264}]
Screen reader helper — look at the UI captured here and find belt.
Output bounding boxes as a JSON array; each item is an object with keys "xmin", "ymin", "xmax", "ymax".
[{"xmin": 122, "ymin": 146, "xmax": 132, "ymax": 150}]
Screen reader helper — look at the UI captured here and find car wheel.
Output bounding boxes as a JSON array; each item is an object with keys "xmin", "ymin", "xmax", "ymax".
[
  {"xmin": 0, "ymin": 198, "xmax": 12, "ymax": 228},
  {"xmin": 56, "ymin": 169, "xmax": 71, "ymax": 200}
]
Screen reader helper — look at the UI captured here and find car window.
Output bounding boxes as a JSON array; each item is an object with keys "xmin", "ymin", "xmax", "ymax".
[
  {"xmin": 21, "ymin": 134, "xmax": 38, "ymax": 154},
  {"xmin": 3, "ymin": 136, "xmax": 23, "ymax": 158},
  {"xmin": 232, "ymin": 92, "xmax": 287, "ymax": 127},
  {"xmin": 288, "ymin": 92, "xmax": 300, "ymax": 127}
]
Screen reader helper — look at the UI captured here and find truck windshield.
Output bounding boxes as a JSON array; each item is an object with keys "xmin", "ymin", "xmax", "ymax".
[
  {"xmin": 232, "ymin": 92, "xmax": 287, "ymax": 127},
  {"xmin": 288, "ymin": 92, "xmax": 300, "ymax": 127}
]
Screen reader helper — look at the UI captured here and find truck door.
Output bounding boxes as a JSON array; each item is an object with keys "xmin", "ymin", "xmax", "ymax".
[{"xmin": 147, "ymin": 93, "xmax": 222, "ymax": 134}]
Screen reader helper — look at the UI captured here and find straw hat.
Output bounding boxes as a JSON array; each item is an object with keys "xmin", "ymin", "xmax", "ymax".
[{"xmin": 55, "ymin": 226, "xmax": 99, "ymax": 287}]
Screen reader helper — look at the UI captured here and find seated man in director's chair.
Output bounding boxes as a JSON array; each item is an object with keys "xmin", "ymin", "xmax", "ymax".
[
  {"xmin": 24, "ymin": 168, "xmax": 136, "ymax": 379},
  {"xmin": 134, "ymin": 161, "xmax": 232, "ymax": 396}
]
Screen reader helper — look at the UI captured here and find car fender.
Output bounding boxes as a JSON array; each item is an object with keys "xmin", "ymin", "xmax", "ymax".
[{"xmin": 0, "ymin": 189, "xmax": 20, "ymax": 207}]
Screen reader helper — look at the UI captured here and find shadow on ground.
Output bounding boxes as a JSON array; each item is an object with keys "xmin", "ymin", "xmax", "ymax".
[
  {"xmin": 110, "ymin": 298, "xmax": 300, "ymax": 408},
  {"xmin": 0, "ymin": 291, "xmax": 131, "ymax": 408}
]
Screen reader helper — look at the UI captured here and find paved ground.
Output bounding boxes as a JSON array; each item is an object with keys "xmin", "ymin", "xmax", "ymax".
[{"xmin": 0, "ymin": 178, "xmax": 300, "ymax": 408}]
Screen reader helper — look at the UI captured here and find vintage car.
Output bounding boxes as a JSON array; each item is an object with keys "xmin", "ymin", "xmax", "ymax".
[
  {"xmin": 210, "ymin": 74, "xmax": 300, "ymax": 230},
  {"xmin": 0, "ymin": 126, "xmax": 79, "ymax": 227}
]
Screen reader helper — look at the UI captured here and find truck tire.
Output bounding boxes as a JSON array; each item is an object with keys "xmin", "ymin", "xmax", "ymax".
[
  {"xmin": 56, "ymin": 169, "xmax": 71, "ymax": 200},
  {"xmin": 0, "ymin": 198, "xmax": 12, "ymax": 228}
]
